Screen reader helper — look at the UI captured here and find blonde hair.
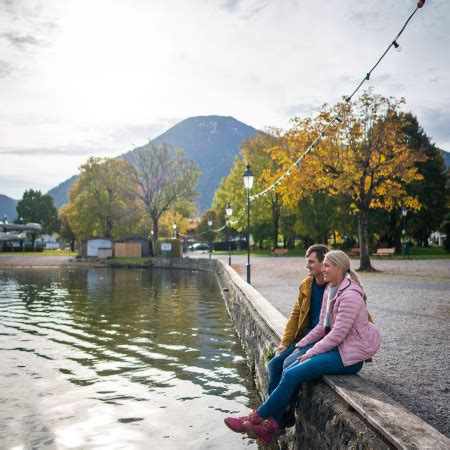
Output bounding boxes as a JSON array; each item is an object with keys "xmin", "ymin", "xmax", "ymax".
[{"xmin": 324, "ymin": 250, "xmax": 367, "ymax": 302}]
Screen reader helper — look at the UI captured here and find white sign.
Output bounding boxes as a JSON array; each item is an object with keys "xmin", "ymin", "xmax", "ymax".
[{"xmin": 161, "ymin": 243, "xmax": 172, "ymax": 251}]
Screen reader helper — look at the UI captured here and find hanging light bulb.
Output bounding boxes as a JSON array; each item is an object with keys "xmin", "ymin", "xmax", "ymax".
[{"xmin": 392, "ymin": 41, "xmax": 402, "ymax": 52}]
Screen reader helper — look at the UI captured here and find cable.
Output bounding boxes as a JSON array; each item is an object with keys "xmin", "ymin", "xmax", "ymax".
[{"xmin": 248, "ymin": 1, "xmax": 425, "ymax": 202}]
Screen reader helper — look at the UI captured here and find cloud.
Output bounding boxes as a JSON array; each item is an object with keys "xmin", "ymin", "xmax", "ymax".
[
  {"xmin": 220, "ymin": 0, "xmax": 241, "ymax": 13},
  {"xmin": 218, "ymin": 0, "xmax": 269, "ymax": 19},
  {"xmin": 1, "ymin": 32, "xmax": 41, "ymax": 48},
  {"xmin": 417, "ymin": 107, "xmax": 450, "ymax": 150},
  {"xmin": 0, "ymin": 146, "xmax": 103, "ymax": 156},
  {"xmin": 283, "ymin": 102, "xmax": 319, "ymax": 118},
  {"xmin": 0, "ymin": 60, "xmax": 14, "ymax": 78}
]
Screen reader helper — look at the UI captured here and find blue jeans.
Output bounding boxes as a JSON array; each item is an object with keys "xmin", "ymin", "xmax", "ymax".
[
  {"xmin": 267, "ymin": 343, "xmax": 299, "ymax": 395},
  {"xmin": 260, "ymin": 346, "xmax": 363, "ymax": 422}
]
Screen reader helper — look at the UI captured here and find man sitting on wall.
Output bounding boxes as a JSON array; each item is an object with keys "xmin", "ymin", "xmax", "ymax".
[{"xmin": 268, "ymin": 243, "xmax": 330, "ymax": 427}]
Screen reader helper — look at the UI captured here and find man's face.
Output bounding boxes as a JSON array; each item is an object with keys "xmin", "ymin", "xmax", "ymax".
[{"xmin": 306, "ymin": 252, "xmax": 323, "ymax": 278}]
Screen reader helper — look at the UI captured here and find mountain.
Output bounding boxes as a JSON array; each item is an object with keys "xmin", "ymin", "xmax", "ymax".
[
  {"xmin": 47, "ymin": 175, "xmax": 79, "ymax": 209},
  {"xmin": 47, "ymin": 115, "xmax": 258, "ymax": 212},
  {"xmin": 151, "ymin": 115, "xmax": 257, "ymax": 211},
  {"xmin": 0, "ymin": 194, "xmax": 18, "ymax": 221},
  {"xmin": 441, "ymin": 149, "xmax": 450, "ymax": 168}
]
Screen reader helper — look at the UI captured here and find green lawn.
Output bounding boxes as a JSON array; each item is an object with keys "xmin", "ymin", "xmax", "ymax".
[
  {"xmin": 105, "ymin": 257, "xmax": 150, "ymax": 266},
  {"xmin": 393, "ymin": 246, "xmax": 449, "ymax": 260}
]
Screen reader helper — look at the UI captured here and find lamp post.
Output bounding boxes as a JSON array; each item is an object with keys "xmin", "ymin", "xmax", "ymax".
[
  {"xmin": 207, "ymin": 218, "xmax": 213, "ymax": 259},
  {"xmin": 401, "ymin": 207, "xmax": 408, "ymax": 236},
  {"xmin": 242, "ymin": 164, "xmax": 254, "ymax": 284},
  {"xmin": 172, "ymin": 222, "xmax": 177, "ymax": 239},
  {"xmin": 401, "ymin": 207, "xmax": 409, "ymax": 258},
  {"xmin": 225, "ymin": 202, "xmax": 233, "ymax": 266}
]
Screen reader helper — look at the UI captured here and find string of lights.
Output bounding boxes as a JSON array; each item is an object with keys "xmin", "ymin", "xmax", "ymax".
[
  {"xmin": 178, "ymin": 209, "xmax": 245, "ymax": 239},
  {"xmin": 246, "ymin": 0, "xmax": 426, "ymax": 203}
]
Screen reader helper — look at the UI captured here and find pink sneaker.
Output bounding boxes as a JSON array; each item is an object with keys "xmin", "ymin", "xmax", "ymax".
[
  {"xmin": 243, "ymin": 417, "xmax": 280, "ymax": 447},
  {"xmin": 224, "ymin": 410, "xmax": 263, "ymax": 433}
]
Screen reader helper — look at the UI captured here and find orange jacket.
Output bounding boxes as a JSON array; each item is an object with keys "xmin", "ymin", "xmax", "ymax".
[{"xmin": 280, "ymin": 275, "xmax": 316, "ymax": 347}]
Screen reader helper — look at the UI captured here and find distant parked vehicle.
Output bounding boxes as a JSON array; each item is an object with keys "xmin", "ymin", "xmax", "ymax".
[{"xmin": 189, "ymin": 243, "xmax": 210, "ymax": 251}]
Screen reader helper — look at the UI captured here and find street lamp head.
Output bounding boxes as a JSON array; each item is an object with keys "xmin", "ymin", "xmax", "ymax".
[
  {"xmin": 172, "ymin": 222, "xmax": 177, "ymax": 230},
  {"xmin": 402, "ymin": 207, "xmax": 408, "ymax": 217},
  {"xmin": 242, "ymin": 164, "xmax": 254, "ymax": 190},
  {"xmin": 207, "ymin": 219, "xmax": 213, "ymax": 227},
  {"xmin": 225, "ymin": 202, "xmax": 233, "ymax": 218}
]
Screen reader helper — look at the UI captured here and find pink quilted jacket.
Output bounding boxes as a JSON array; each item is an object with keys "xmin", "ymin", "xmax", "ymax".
[{"xmin": 296, "ymin": 277, "xmax": 381, "ymax": 366}]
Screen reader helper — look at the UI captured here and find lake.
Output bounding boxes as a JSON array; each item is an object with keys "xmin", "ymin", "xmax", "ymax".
[{"xmin": 0, "ymin": 268, "xmax": 259, "ymax": 449}]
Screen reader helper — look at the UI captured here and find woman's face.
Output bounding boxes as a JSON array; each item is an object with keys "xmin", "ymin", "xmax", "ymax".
[{"xmin": 321, "ymin": 257, "xmax": 344, "ymax": 286}]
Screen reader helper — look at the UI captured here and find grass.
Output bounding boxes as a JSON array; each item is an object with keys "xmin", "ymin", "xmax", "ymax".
[
  {"xmin": 392, "ymin": 246, "xmax": 449, "ymax": 260},
  {"xmin": 212, "ymin": 248, "xmax": 306, "ymax": 257},
  {"xmin": 105, "ymin": 257, "xmax": 150, "ymax": 266}
]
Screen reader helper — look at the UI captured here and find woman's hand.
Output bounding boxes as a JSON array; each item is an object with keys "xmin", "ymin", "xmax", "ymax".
[
  {"xmin": 299, "ymin": 354, "xmax": 308, "ymax": 362},
  {"xmin": 275, "ymin": 344, "xmax": 287, "ymax": 355}
]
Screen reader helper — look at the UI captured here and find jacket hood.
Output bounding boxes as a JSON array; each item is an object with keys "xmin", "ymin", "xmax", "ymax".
[{"xmin": 330, "ymin": 277, "xmax": 363, "ymax": 299}]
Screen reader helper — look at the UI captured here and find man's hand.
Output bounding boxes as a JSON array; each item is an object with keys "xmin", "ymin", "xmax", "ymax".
[{"xmin": 275, "ymin": 344, "xmax": 288, "ymax": 355}]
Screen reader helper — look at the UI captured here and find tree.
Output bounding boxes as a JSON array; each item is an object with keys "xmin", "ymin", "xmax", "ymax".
[
  {"xmin": 58, "ymin": 204, "xmax": 77, "ymax": 251},
  {"xmin": 296, "ymin": 191, "xmax": 342, "ymax": 244},
  {"xmin": 401, "ymin": 114, "xmax": 447, "ymax": 247},
  {"xmin": 16, "ymin": 189, "xmax": 59, "ymax": 245},
  {"xmin": 127, "ymin": 142, "xmax": 200, "ymax": 241},
  {"xmin": 66, "ymin": 157, "xmax": 137, "ymax": 240},
  {"xmin": 280, "ymin": 90, "xmax": 424, "ymax": 270},
  {"xmin": 213, "ymin": 131, "xmax": 288, "ymax": 249}
]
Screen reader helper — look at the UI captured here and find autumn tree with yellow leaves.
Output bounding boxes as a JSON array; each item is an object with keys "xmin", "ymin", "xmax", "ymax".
[
  {"xmin": 277, "ymin": 91, "xmax": 424, "ymax": 270},
  {"xmin": 66, "ymin": 157, "xmax": 139, "ymax": 240}
]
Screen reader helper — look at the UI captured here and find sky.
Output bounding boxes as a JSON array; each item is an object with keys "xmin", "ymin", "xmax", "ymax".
[{"xmin": 1, "ymin": 0, "xmax": 449, "ymax": 199}]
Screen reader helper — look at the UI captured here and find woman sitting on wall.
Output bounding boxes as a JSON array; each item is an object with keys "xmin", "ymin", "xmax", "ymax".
[{"xmin": 224, "ymin": 250, "xmax": 381, "ymax": 447}]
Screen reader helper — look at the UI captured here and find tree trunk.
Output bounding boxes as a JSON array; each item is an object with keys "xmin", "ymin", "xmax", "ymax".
[
  {"xmin": 358, "ymin": 207, "xmax": 375, "ymax": 271},
  {"xmin": 272, "ymin": 199, "xmax": 280, "ymax": 249},
  {"xmin": 152, "ymin": 216, "xmax": 158, "ymax": 241}
]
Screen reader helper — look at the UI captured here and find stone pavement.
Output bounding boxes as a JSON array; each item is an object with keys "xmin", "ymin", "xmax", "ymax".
[{"xmin": 198, "ymin": 252, "xmax": 450, "ymax": 437}]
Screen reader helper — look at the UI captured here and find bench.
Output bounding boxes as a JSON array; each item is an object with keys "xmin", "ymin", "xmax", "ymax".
[
  {"xmin": 272, "ymin": 248, "xmax": 288, "ymax": 256},
  {"xmin": 373, "ymin": 247, "xmax": 395, "ymax": 258},
  {"xmin": 348, "ymin": 247, "xmax": 360, "ymax": 256}
]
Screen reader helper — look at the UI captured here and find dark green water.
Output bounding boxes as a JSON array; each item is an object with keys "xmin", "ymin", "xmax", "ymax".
[{"xmin": 0, "ymin": 268, "xmax": 259, "ymax": 449}]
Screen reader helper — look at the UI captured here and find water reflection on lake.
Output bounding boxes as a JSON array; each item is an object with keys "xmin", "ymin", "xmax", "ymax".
[{"xmin": 0, "ymin": 268, "xmax": 259, "ymax": 449}]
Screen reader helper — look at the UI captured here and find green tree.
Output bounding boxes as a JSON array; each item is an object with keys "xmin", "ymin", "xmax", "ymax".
[
  {"xmin": 196, "ymin": 209, "xmax": 218, "ymax": 246},
  {"xmin": 296, "ymin": 191, "xmax": 341, "ymax": 244},
  {"xmin": 16, "ymin": 189, "xmax": 59, "ymax": 244},
  {"xmin": 213, "ymin": 131, "xmax": 287, "ymax": 250},
  {"xmin": 127, "ymin": 142, "xmax": 200, "ymax": 241},
  {"xmin": 66, "ymin": 157, "xmax": 137, "ymax": 240},
  {"xmin": 402, "ymin": 114, "xmax": 447, "ymax": 247},
  {"xmin": 58, "ymin": 204, "xmax": 77, "ymax": 251}
]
